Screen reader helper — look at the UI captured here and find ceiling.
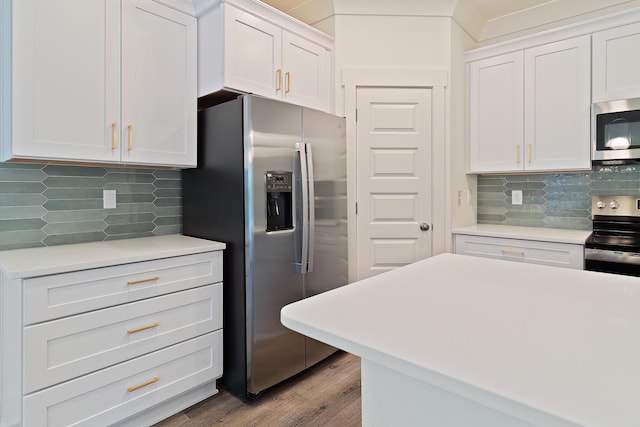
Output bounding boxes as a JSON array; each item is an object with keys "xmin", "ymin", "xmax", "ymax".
[
  {"xmin": 260, "ymin": 0, "xmax": 554, "ymax": 21},
  {"xmin": 467, "ymin": 0, "xmax": 555, "ymax": 20}
]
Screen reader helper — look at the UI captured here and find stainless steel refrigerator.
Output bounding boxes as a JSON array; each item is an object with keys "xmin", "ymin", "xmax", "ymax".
[{"xmin": 182, "ymin": 94, "xmax": 347, "ymax": 398}]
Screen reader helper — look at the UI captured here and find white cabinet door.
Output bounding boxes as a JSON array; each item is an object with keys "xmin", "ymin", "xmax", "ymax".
[
  {"xmin": 282, "ymin": 31, "xmax": 330, "ymax": 111},
  {"xmin": 223, "ymin": 5, "xmax": 281, "ymax": 99},
  {"xmin": 468, "ymin": 52, "xmax": 524, "ymax": 173},
  {"xmin": 10, "ymin": 0, "xmax": 120, "ymax": 162},
  {"xmin": 524, "ymin": 35, "xmax": 591, "ymax": 171},
  {"xmin": 593, "ymin": 21, "xmax": 640, "ymax": 103},
  {"xmin": 121, "ymin": 0, "xmax": 197, "ymax": 167}
]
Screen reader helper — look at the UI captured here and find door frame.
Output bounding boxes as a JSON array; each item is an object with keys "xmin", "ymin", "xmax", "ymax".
[{"xmin": 342, "ymin": 68, "xmax": 448, "ymax": 282}]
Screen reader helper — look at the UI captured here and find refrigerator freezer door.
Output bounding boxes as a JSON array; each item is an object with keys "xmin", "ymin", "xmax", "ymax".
[
  {"xmin": 302, "ymin": 107, "xmax": 348, "ymax": 366},
  {"xmin": 245, "ymin": 96, "xmax": 306, "ymax": 395}
]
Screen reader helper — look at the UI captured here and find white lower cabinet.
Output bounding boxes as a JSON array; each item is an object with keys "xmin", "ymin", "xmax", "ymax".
[
  {"xmin": 23, "ymin": 331, "xmax": 222, "ymax": 427},
  {"xmin": 24, "ymin": 284, "xmax": 222, "ymax": 394},
  {"xmin": 454, "ymin": 234, "xmax": 584, "ymax": 269},
  {"xmin": 0, "ymin": 237, "xmax": 224, "ymax": 427}
]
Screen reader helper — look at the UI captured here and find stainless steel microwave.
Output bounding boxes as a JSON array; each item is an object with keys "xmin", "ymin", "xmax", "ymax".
[{"xmin": 593, "ymin": 98, "xmax": 640, "ymax": 163}]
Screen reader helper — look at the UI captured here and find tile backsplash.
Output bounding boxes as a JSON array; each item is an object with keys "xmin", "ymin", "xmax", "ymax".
[
  {"xmin": 0, "ymin": 163, "xmax": 181, "ymax": 251},
  {"xmin": 477, "ymin": 164, "xmax": 640, "ymax": 230}
]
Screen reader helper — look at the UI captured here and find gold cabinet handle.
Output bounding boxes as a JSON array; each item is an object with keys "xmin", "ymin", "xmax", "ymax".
[
  {"xmin": 276, "ymin": 69, "xmax": 282, "ymax": 91},
  {"xmin": 127, "ymin": 276, "xmax": 159, "ymax": 285},
  {"xmin": 127, "ymin": 322, "xmax": 159, "ymax": 334},
  {"xmin": 527, "ymin": 144, "xmax": 532, "ymax": 163},
  {"xmin": 128, "ymin": 125, "xmax": 133, "ymax": 151},
  {"xmin": 285, "ymin": 72, "xmax": 291, "ymax": 93},
  {"xmin": 112, "ymin": 123, "xmax": 117, "ymax": 149},
  {"xmin": 501, "ymin": 249, "xmax": 525, "ymax": 256},
  {"xmin": 516, "ymin": 144, "xmax": 520, "ymax": 164},
  {"xmin": 127, "ymin": 376, "xmax": 159, "ymax": 392}
]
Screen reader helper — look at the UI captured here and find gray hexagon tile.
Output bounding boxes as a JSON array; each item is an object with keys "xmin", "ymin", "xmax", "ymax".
[
  {"xmin": 477, "ymin": 165, "xmax": 640, "ymax": 230},
  {"xmin": 0, "ymin": 163, "xmax": 182, "ymax": 251}
]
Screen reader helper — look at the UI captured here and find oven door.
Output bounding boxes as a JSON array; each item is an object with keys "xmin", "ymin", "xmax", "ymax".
[{"xmin": 585, "ymin": 247, "xmax": 640, "ymax": 276}]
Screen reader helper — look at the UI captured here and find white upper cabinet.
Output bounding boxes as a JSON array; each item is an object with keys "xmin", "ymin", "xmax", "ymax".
[
  {"xmin": 121, "ymin": 0, "xmax": 197, "ymax": 166},
  {"xmin": 468, "ymin": 52, "xmax": 524, "ymax": 173},
  {"xmin": 198, "ymin": 0, "xmax": 332, "ymax": 112},
  {"xmin": 1, "ymin": 0, "xmax": 197, "ymax": 167},
  {"xmin": 281, "ymin": 31, "xmax": 330, "ymax": 111},
  {"xmin": 467, "ymin": 35, "xmax": 591, "ymax": 173},
  {"xmin": 222, "ymin": 5, "xmax": 282, "ymax": 99},
  {"xmin": 524, "ymin": 36, "xmax": 591, "ymax": 171},
  {"xmin": 7, "ymin": 0, "xmax": 120, "ymax": 164},
  {"xmin": 592, "ymin": 21, "xmax": 640, "ymax": 103}
]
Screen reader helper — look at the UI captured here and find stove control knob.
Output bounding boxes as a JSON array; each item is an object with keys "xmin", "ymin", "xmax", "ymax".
[
  {"xmin": 596, "ymin": 200, "xmax": 606, "ymax": 209},
  {"xmin": 609, "ymin": 200, "xmax": 620, "ymax": 210}
]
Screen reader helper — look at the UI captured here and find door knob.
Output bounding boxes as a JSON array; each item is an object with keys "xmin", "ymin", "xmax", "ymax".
[{"xmin": 420, "ymin": 223, "xmax": 430, "ymax": 231}]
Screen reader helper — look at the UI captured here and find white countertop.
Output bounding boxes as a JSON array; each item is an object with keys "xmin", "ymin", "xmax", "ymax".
[
  {"xmin": 0, "ymin": 234, "xmax": 225, "ymax": 278},
  {"xmin": 282, "ymin": 253, "xmax": 640, "ymax": 427},
  {"xmin": 452, "ymin": 224, "xmax": 591, "ymax": 244}
]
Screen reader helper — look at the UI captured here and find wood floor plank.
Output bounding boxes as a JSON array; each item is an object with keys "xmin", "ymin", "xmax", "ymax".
[{"xmin": 154, "ymin": 351, "xmax": 362, "ymax": 426}]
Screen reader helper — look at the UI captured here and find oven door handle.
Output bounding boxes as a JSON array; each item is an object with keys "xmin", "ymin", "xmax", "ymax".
[{"xmin": 585, "ymin": 248, "xmax": 640, "ymax": 265}]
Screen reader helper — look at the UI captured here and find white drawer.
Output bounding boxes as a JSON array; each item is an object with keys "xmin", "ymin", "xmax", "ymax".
[
  {"xmin": 23, "ymin": 284, "xmax": 222, "ymax": 393},
  {"xmin": 23, "ymin": 251, "xmax": 223, "ymax": 324},
  {"xmin": 23, "ymin": 331, "xmax": 223, "ymax": 427},
  {"xmin": 454, "ymin": 234, "xmax": 584, "ymax": 269}
]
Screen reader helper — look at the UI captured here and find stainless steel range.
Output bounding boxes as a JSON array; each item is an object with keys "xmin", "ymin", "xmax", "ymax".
[{"xmin": 585, "ymin": 195, "xmax": 640, "ymax": 276}]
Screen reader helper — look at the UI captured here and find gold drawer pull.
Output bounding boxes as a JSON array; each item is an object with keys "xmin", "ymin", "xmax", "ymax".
[
  {"xmin": 127, "ymin": 376, "xmax": 159, "ymax": 392},
  {"xmin": 501, "ymin": 249, "xmax": 525, "ymax": 256},
  {"xmin": 127, "ymin": 276, "xmax": 159, "ymax": 285},
  {"xmin": 285, "ymin": 72, "xmax": 291, "ymax": 93},
  {"xmin": 112, "ymin": 123, "xmax": 117, "ymax": 149},
  {"xmin": 128, "ymin": 124, "xmax": 133, "ymax": 151},
  {"xmin": 276, "ymin": 68, "xmax": 282, "ymax": 91},
  {"xmin": 127, "ymin": 322, "xmax": 159, "ymax": 334}
]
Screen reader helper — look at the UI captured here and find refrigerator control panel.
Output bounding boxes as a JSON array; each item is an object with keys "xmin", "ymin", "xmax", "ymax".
[
  {"xmin": 266, "ymin": 171, "xmax": 293, "ymax": 232},
  {"xmin": 266, "ymin": 172, "xmax": 292, "ymax": 192}
]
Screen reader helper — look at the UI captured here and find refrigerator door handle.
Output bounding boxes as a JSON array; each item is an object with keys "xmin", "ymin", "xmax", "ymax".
[
  {"xmin": 295, "ymin": 142, "xmax": 315, "ymax": 273},
  {"xmin": 306, "ymin": 143, "xmax": 315, "ymax": 273},
  {"xmin": 296, "ymin": 143, "xmax": 310, "ymax": 274}
]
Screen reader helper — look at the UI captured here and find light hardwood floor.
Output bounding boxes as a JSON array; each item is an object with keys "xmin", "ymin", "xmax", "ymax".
[{"xmin": 154, "ymin": 351, "xmax": 362, "ymax": 426}]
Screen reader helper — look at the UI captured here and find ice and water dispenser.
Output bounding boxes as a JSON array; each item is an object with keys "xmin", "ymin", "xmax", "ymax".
[{"xmin": 266, "ymin": 171, "xmax": 293, "ymax": 232}]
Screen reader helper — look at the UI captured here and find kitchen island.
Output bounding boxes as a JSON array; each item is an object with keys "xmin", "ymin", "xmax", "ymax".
[{"xmin": 281, "ymin": 253, "xmax": 640, "ymax": 427}]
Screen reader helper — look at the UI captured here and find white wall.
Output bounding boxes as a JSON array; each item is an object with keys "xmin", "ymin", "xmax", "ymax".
[
  {"xmin": 448, "ymin": 17, "xmax": 478, "ymax": 237},
  {"xmin": 334, "ymin": 15, "xmax": 450, "ymax": 116}
]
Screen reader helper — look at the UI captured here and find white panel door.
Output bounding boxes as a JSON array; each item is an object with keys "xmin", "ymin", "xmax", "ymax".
[
  {"xmin": 282, "ymin": 31, "xmax": 329, "ymax": 111},
  {"xmin": 593, "ymin": 21, "xmax": 640, "ymax": 103},
  {"xmin": 524, "ymin": 35, "xmax": 591, "ymax": 171},
  {"xmin": 223, "ymin": 5, "xmax": 281, "ymax": 99},
  {"xmin": 356, "ymin": 88, "xmax": 432, "ymax": 279},
  {"xmin": 468, "ymin": 52, "xmax": 524, "ymax": 173},
  {"xmin": 121, "ymin": 0, "xmax": 197, "ymax": 167},
  {"xmin": 11, "ymin": 0, "xmax": 120, "ymax": 162}
]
